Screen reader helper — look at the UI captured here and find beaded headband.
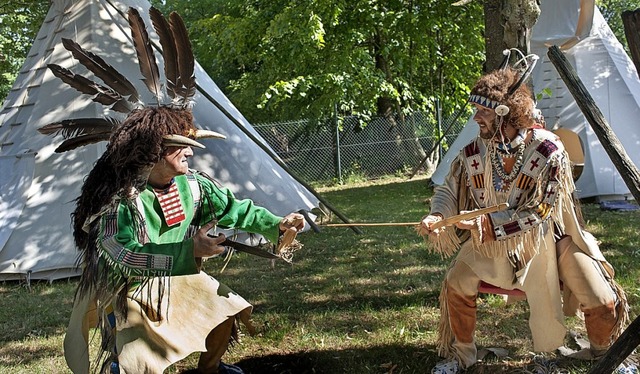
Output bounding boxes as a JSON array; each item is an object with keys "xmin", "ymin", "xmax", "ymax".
[
  {"xmin": 469, "ymin": 94, "xmax": 500, "ymax": 109},
  {"xmin": 468, "ymin": 49, "xmax": 539, "ymax": 117}
]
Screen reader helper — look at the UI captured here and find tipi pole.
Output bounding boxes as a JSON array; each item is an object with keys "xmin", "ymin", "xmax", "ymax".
[
  {"xmin": 548, "ymin": 44, "xmax": 640, "ymax": 373},
  {"xmin": 548, "ymin": 45, "xmax": 640, "ymax": 203}
]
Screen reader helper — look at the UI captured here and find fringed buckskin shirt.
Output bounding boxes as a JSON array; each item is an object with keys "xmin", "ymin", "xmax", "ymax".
[{"xmin": 428, "ymin": 128, "xmax": 612, "ymax": 352}]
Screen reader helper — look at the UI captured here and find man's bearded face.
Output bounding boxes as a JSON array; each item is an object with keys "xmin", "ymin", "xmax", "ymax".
[{"xmin": 472, "ymin": 103, "xmax": 498, "ymax": 140}]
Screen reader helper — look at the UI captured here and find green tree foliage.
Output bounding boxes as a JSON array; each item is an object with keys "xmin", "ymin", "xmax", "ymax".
[
  {"xmin": 155, "ymin": 0, "xmax": 484, "ymax": 124},
  {"xmin": 597, "ymin": 0, "xmax": 640, "ymax": 53},
  {"xmin": 0, "ymin": 1, "xmax": 49, "ymax": 103}
]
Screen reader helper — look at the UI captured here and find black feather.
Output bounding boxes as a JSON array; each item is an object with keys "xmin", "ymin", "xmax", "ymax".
[
  {"xmin": 38, "ymin": 117, "xmax": 120, "ymax": 139},
  {"xmin": 48, "ymin": 63, "xmax": 103, "ymax": 97},
  {"xmin": 111, "ymin": 98, "xmax": 136, "ymax": 113},
  {"xmin": 55, "ymin": 133, "xmax": 112, "ymax": 153},
  {"xmin": 128, "ymin": 7, "xmax": 162, "ymax": 101},
  {"xmin": 48, "ymin": 64, "xmax": 134, "ymax": 113},
  {"xmin": 149, "ymin": 7, "xmax": 178, "ymax": 100},
  {"xmin": 169, "ymin": 11, "xmax": 196, "ymax": 105},
  {"xmin": 61, "ymin": 38, "xmax": 141, "ymax": 104}
]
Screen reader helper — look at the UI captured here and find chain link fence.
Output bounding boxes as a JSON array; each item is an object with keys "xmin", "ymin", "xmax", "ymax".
[{"xmin": 253, "ymin": 107, "xmax": 471, "ymax": 184}]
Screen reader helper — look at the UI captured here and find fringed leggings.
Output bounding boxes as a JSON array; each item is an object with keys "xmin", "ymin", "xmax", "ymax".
[
  {"xmin": 438, "ymin": 236, "xmax": 625, "ymax": 367},
  {"xmin": 556, "ymin": 235, "xmax": 627, "ymax": 351}
]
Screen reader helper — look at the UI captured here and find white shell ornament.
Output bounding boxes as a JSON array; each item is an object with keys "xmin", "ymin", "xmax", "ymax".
[{"xmin": 495, "ymin": 105, "xmax": 510, "ymax": 116}]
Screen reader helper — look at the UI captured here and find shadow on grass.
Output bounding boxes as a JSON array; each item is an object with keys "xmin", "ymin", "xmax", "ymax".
[
  {"xmin": 210, "ymin": 343, "xmax": 591, "ymax": 374},
  {"xmin": 232, "ymin": 343, "xmax": 437, "ymax": 374},
  {"xmin": 0, "ymin": 344, "xmax": 62, "ymax": 367},
  {"xmin": 0, "ymin": 279, "xmax": 76, "ymax": 342}
]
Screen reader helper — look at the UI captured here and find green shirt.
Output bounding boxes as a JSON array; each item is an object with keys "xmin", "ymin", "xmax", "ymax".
[{"xmin": 96, "ymin": 171, "xmax": 282, "ymax": 278}]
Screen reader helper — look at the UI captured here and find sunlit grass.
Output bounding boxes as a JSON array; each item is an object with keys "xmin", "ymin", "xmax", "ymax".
[{"xmin": 1, "ymin": 176, "xmax": 638, "ymax": 373}]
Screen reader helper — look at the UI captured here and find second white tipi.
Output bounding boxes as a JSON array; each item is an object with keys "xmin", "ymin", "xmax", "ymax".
[{"xmin": 432, "ymin": 0, "xmax": 640, "ymax": 201}]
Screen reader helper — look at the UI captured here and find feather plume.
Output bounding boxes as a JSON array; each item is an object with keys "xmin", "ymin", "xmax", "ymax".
[
  {"xmin": 48, "ymin": 64, "xmax": 134, "ymax": 113},
  {"xmin": 48, "ymin": 63, "xmax": 105, "ymax": 97},
  {"xmin": 112, "ymin": 98, "xmax": 138, "ymax": 113},
  {"xmin": 169, "ymin": 11, "xmax": 196, "ymax": 105},
  {"xmin": 55, "ymin": 133, "xmax": 112, "ymax": 153},
  {"xmin": 128, "ymin": 7, "xmax": 162, "ymax": 101},
  {"xmin": 61, "ymin": 38, "xmax": 141, "ymax": 104},
  {"xmin": 38, "ymin": 117, "xmax": 120, "ymax": 139},
  {"xmin": 149, "ymin": 7, "xmax": 178, "ymax": 100}
]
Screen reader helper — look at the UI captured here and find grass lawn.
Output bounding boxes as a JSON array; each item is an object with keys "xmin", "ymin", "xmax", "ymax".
[{"xmin": 1, "ymin": 175, "xmax": 638, "ymax": 373}]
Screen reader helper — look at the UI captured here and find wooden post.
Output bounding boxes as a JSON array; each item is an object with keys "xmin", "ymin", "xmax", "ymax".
[
  {"xmin": 622, "ymin": 9, "xmax": 640, "ymax": 80},
  {"xmin": 548, "ymin": 45, "xmax": 640, "ymax": 373},
  {"xmin": 547, "ymin": 45, "xmax": 640, "ymax": 203}
]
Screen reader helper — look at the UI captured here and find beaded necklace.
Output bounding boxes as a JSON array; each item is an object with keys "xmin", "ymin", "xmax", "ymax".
[
  {"xmin": 491, "ymin": 143, "xmax": 525, "ymax": 183},
  {"xmin": 490, "ymin": 128, "xmax": 528, "ymax": 184}
]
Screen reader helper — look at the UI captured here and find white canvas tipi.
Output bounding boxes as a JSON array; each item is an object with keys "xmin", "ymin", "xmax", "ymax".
[
  {"xmin": 0, "ymin": 0, "xmax": 322, "ymax": 281},
  {"xmin": 432, "ymin": 0, "xmax": 640, "ymax": 201}
]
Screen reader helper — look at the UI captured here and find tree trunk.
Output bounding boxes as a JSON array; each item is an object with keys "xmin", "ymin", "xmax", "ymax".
[
  {"xmin": 373, "ymin": 29, "xmax": 426, "ymax": 170},
  {"xmin": 622, "ymin": 9, "xmax": 640, "ymax": 80},
  {"xmin": 484, "ymin": 0, "xmax": 540, "ymax": 72},
  {"xmin": 373, "ymin": 28, "xmax": 396, "ymax": 119},
  {"xmin": 502, "ymin": 0, "xmax": 540, "ymax": 54},
  {"xmin": 483, "ymin": 0, "xmax": 506, "ymax": 72}
]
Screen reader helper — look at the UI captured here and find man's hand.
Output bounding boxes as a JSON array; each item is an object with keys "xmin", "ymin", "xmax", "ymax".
[
  {"xmin": 279, "ymin": 212, "xmax": 305, "ymax": 232},
  {"xmin": 192, "ymin": 221, "xmax": 227, "ymax": 258},
  {"xmin": 277, "ymin": 213, "xmax": 305, "ymax": 254},
  {"xmin": 418, "ymin": 214, "xmax": 443, "ymax": 237}
]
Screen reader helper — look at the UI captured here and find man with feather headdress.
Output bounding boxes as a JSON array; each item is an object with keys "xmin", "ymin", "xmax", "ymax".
[{"xmin": 39, "ymin": 6, "xmax": 304, "ymax": 374}]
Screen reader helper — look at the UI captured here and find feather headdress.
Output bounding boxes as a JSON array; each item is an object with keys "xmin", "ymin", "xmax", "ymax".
[{"xmin": 39, "ymin": 6, "xmax": 224, "ymax": 152}]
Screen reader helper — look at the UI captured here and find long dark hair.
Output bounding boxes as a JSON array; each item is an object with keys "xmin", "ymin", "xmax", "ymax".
[{"xmin": 72, "ymin": 106, "xmax": 196, "ymax": 296}]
